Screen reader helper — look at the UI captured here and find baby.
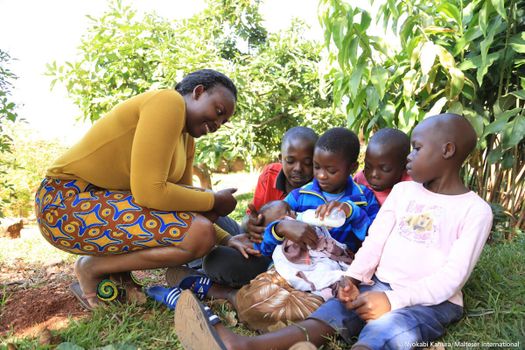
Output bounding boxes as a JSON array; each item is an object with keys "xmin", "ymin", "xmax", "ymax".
[{"xmin": 258, "ymin": 200, "xmax": 354, "ymax": 300}]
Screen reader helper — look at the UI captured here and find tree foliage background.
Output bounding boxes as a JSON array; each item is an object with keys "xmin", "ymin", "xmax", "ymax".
[
  {"xmin": 0, "ymin": 123, "xmax": 67, "ymax": 218},
  {"xmin": 320, "ymin": 0, "xmax": 525, "ymax": 232},
  {"xmin": 13, "ymin": 0, "xmax": 524, "ymax": 233},
  {"xmin": 0, "ymin": 49, "xmax": 19, "ymax": 216},
  {"xmin": 47, "ymin": 0, "xmax": 344, "ymax": 174}
]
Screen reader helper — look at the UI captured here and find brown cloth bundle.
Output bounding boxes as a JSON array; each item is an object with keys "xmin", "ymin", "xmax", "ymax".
[{"xmin": 235, "ymin": 268, "xmax": 324, "ymax": 333}]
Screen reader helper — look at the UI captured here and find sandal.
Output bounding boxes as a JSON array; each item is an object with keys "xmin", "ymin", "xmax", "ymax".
[
  {"xmin": 165, "ymin": 265, "xmax": 204, "ymax": 287},
  {"xmin": 145, "ymin": 286, "xmax": 183, "ymax": 310},
  {"xmin": 178, "ymin": 275, "xmax": 213, "ymax": 300},
  {"xmin": 70, "ymin": 277, "xmax": 124, "ymax": 310},
  {"xmin": 70, "ymin": 281, "xmax": 99, "ymax": 311},
  {"xmin": 72, "ymin": 257, "xmax": 123, "ymax": 308},
  {"xmin": 174, "ymin": 290, "xmax": 225, "ymax": 350}
]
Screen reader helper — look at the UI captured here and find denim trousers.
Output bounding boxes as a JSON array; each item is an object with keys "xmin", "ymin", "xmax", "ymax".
[{"xmin": 309, "ymin": 276, "xmax": 464, "ymax": 350}]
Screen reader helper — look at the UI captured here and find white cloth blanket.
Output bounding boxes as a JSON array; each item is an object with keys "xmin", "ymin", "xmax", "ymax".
[{"xmin": 272, "ymin": 227, "xmax": 351, "ymax": 300}]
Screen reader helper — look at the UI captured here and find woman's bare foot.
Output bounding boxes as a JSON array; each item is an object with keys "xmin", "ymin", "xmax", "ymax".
[{"xmin": 74, "ymin": 256, "xmax": 102, "ymax": 308}]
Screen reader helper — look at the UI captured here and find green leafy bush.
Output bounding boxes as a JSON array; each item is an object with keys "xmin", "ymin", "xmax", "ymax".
[
  {"xmin": 0, "ymin": 49, "xmax": 19, "ymax": 216},
  {"xmin": 47, "ymin": 0, "xmax": 344, "ymax": 173},
  {"xmin": 320, "ymin": 0, "xmax": 525, "ymax": 231}
]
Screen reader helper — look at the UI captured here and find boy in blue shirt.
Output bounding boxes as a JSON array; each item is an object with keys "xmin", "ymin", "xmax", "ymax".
[
  {"xmin": 149, "ymin": 128, "xmax": 378, "ymax": 315},
  {"xmin": 255, "ymin": 127, "xmax": 379, "ymax": 256}
]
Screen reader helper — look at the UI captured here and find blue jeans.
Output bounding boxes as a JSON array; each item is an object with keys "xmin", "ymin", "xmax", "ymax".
[{"xmin": 308, "ymin": 276, "xmax": 463, "ymax": 349}]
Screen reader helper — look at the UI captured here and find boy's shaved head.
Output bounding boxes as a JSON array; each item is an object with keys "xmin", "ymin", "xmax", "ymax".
[
  {"xmin": 417, "ymin": 113, "xmax": 477, "ymax": 164},
  {"xmin": 369, "ymin": 128, "xmax": 410, "ymax": 162},
  {"xmin": 363, "ymin": 128, "xmax": 410, "ymax": 192},
  {"xmin": 281, "ymin": 127, "xmax": 318, "ymax": 152}
]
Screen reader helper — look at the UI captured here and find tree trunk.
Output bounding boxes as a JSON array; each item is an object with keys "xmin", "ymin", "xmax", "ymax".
[{"xmin": 192, "ymin": 164, "xmax": 212, "ymax": 189}]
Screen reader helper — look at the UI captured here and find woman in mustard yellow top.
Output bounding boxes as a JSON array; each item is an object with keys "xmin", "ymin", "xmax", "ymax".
[{"xmin": 35, "ymin": 69, "xmax": 240, "ymax": 309}]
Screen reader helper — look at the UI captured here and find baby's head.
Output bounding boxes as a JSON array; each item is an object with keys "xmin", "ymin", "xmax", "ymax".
[
  {"xmin": 259, "ymin": 200, "xmax": 295, "ymax": 227},
  {"xmin": 314, "ymin": 128, "xmax": 360, "ymax": 194},
  {"xmin": 407, "ymin": 113, "xmax": 477, "ymax": 183},
  {"xmin": 280, "ymin": 127, "xmax": 318, "ymax": 190},
  {"xmin": 364, "ymin": 128, "xmax": 410, "ymax": 192}
]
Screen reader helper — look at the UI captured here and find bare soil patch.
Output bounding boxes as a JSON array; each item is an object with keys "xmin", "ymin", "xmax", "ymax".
[
  {"xmin": 0, "ymin": 254, "xmax": 165, "ymax": 337},
  {"xmin": 0, "ymin": 261, "xmax": 88, "ymax": 336}
]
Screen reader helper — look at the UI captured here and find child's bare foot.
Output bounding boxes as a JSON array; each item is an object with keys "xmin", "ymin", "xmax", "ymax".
[
  {"xmin": 74, "ymin": 257, "xmax": 102, "ymax": 308},
  {"xmin": 217, "ymin": 324, "xmax": 250, "ymax": 350}
]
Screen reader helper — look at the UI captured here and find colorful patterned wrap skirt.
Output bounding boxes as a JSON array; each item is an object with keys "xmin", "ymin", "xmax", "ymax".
[{"xmin": 35, "ymin": 178, "xmax": 194, "ymax": 256}]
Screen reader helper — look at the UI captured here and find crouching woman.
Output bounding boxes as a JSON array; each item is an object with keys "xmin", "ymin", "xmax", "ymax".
[{"xmin": 35, "ymin": 69, "xmax": 238, "ymax": 309}]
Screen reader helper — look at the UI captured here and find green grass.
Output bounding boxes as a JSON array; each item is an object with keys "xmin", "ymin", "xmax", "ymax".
[
  {"xmin": 1, "ymin": 293, "xmax": 255, "ymax": 349},
  {"xmin": 442, "ymin": 235, "xmax": 525, "ymax": 347},
  {"xmin": 2, "ymin": 212, "xmax": 524, "ymax": 349},
  {"xmin": 229, "ymin": 192, "xmax": 253, "ymax": 223},
  {"xmin": 0, "ymin": 285, "xmax": 8, "ymax": 312},
  {"xmin": 57, "ymin": 304, "xmax": 181, "ymax": 349},
  {"xmin": 2, "ymin": 302, "xmax": 181, "ymax": 349}
]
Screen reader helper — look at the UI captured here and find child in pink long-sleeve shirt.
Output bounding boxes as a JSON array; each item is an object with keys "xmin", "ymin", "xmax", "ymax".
[{"xmin": 173, "ymin": 113, "xmax": 493, "ymax": 350}]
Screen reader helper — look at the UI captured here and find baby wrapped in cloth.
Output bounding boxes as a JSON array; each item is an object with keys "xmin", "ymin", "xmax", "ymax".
[
  {"xmin": 273, "ymin": 222, "xmax": 354, "ymax": 300},
  {"xmin": 236, "ymin": 200, "xmax": 354, "ymax": 332}
]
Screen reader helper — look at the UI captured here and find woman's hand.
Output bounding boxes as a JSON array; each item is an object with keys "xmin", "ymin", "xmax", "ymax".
[
  {"xmin": 245, "ymin": 204, "xmax": 265, "ymax": 243},
  {"xmin": 212, "ymin": 188, "xmax": 238, "ymax": 216},
  {"xmin": 275, "ymin": 220, "xmax": 318, "ymax": 249},
  {"xmin": 226, "ymin": 234, "xmax": 261, "ymax": 259},
  {"xmin": 315, "ymin": 201, "xmax": 351, "ymax": 219}
]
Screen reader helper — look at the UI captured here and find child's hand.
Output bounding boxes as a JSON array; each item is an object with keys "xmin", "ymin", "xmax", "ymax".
[
  {"xmin": 349, "ymin": 291, "xmax": 391, "ymax": 321},
  {"xmin": 226, "ymin": 234, "xmax": 262, "ymax": 258},
  {"xmin": 338, "ymin": 276, "xmax": 360, "ymax": 306},
  {"xmin": 246, "ymin": 204, "xmax": 265, "ymax": 243},
  {"xmin": 275, "ymin": 220, "xmax": 318, "ymax": 249},
  {"xmin": 315, "ymin": 201, "xmax": 350, "ymax": 220}
]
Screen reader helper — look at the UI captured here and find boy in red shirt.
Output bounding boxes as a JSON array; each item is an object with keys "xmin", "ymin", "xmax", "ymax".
[{"xmin": 245, "ymin": 126, "xmax": 319, "ymax": 237}]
